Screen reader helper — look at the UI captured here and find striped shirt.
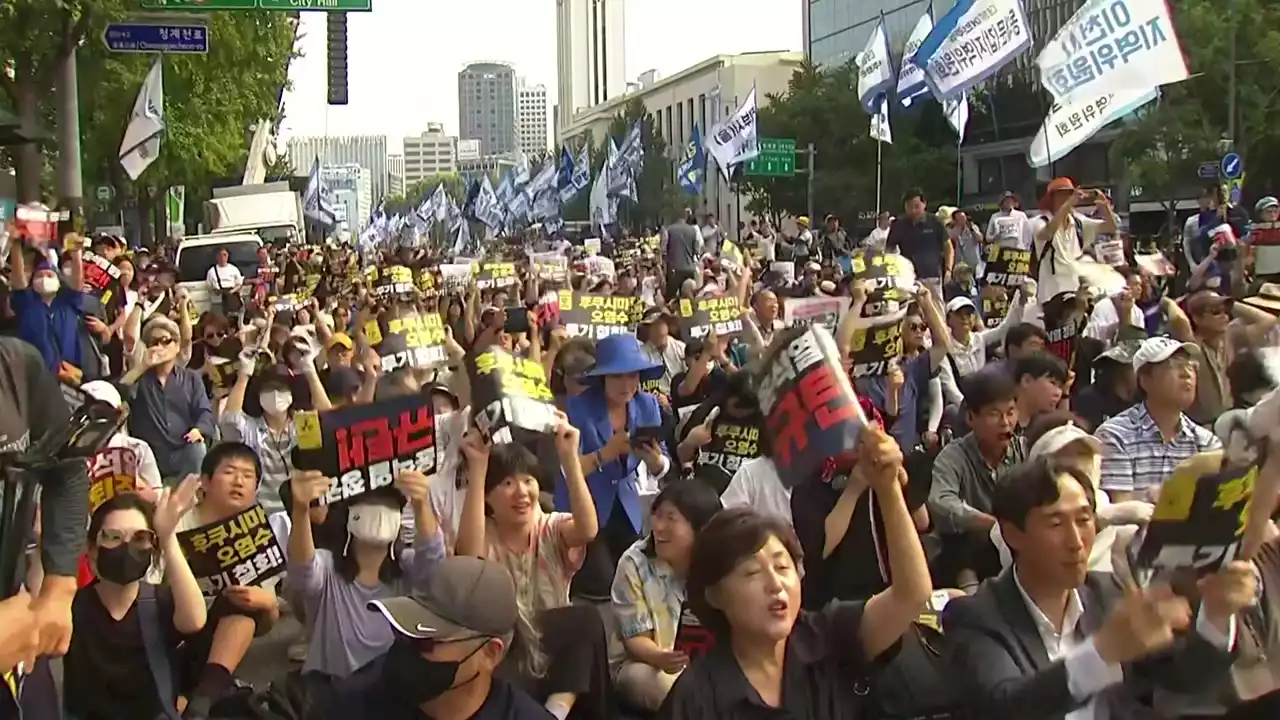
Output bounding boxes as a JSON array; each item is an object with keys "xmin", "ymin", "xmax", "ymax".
[
  {"xmin": 219, "ymin": 410, "xmax": 297, "ymax": 516},
  {"xmin": 1096, "ymin": 402, "xmax": 1221, "ymax": 495}
]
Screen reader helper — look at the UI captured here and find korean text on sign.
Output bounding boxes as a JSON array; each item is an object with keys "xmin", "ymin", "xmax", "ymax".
[
  {"xmin": 757, "ymin": 327, "xmax": 867, "ymax": 484},
  {"xmin": 850, "ymin": 250, "xmax": 915, "ymax": 319},
  {"xmin": 1041, "ymin": 0, "xmax": 1177, "ymax": 102},
  {"xmin": 88, "ymin": 446, "xmax": 139, "ymax": 513},
  {"xmin": 699, "ymin": 422, "xmax": 763, "ymax": 480},
  {"xmin": 471, "ymin": 347, "xmax": 558, "ymax": 444},
  {"xmin": 176, "ymin": 504, "xmax": 286, "ymax": 597},
  {"xmin": 365, "ymin": 313, "xmax": 449, "ymax": 373},
  {"xmin": 292, "ymin": 394, "xmax": 439, "ymax": 506},
  {"xmin": 1134, "ymin": 459, "xmax": 1256, "ymax": 582},
  {"xmin": 677, "ymin": 295, "xmax": 743, "ymax": 340},
  {"xmin": 557, "ymin": 291, "xmax": 638, "ymax": 341},
  {"xmin": 849, "ymin": 322, "xmax": 904, "ymax": 378},
  {"xmin": 932, "ymin": 7, "xmax": 1027, "ymax": 83},
  {"xmin": 475, "ymin": 263, "xmax": 518, "ymax": 291},
  {"xmin": 982, "ymin": 246, "xmax": 1032, "ymax": 288},
  {"xmin": 372, "ymin": 265, "xmax": 415, "ymax": 299}
]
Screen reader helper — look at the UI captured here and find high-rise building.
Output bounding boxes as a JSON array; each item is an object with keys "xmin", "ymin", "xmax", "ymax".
[
  {"xmin": 458, "ymin": 62, "xmax": 518, "ymax": 157},
  {"xmin": 387, "ymin": 154, "xmax": 405, "ymax": 198},
  {"xmin": 403, "ymin": 124, "xmax": 459, "ymax": 186},
  {"xmin": 287, "ymin": 135, "xmax": 389, "ymax": 203},
  {"xmin": 556, "ymin": 0, "xmax": 626, "ymax": 131},
  {"xmin": 807, "ymin": 0, "xmax": 944, "ymax": 67},
  {"xmin": 319, "ymin": 164, "xmax": 372, "ymax": 231},
  {"xmin": 517, "ymin": 79, "xmax": 549, "ymax": 154}
]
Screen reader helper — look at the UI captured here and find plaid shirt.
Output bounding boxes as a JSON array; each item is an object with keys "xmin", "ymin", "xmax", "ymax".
[{"xmin": 1096, "ymin": 402, "xmax": 1221, "ymax": 495}]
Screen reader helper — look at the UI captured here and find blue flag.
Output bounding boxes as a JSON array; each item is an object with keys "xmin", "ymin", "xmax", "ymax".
[{"xmin": 677, "ymin": 124, "xmax": 706, "ymax": 195}]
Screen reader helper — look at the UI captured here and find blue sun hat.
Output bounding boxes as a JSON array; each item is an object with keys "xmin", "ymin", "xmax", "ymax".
[{"xmin": 582, "ymin": 333, "xmax": 663, "ymax": 383}]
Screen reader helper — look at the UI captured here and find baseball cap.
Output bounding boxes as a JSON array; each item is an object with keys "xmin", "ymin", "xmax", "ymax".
[
  {"xmin": 328, "ymin": 332, "xmax": 354, "ymax": 350},
  {"xmin": 81, "ymin": 380, "xmax": 123, "ymax": 409},
  {"xmin": 639, "ymin": 306, "xmax": 674, "ymax": 324},
  {"xmin": 1256, "ymin": 196, "xmax": 1279, "ymax": 213},
  {"xmin": 323, "ymin": 366, "xmax": 362, "ymax": 398},
  {"xmin": 1132, "ymin": 336, "xmax": 1195, "ymax": 371},
  {"xmin": 945, "ymin": 296, "xmax": 977, "ymax": 314},
  {"xmin": 1185, "ymin": 289, "xmax": 1232, "ymax": 317},
  {"xmin": 1028, "ymin": 421, "xmax": 1101, "ymax": 460},
  {"xmin": 368, "ymin": 556, "xmax": 518, "ymax": 640},
  {"xmin": 1098, "ymin": 339, "xmax": 1144, "ymax": 365}
]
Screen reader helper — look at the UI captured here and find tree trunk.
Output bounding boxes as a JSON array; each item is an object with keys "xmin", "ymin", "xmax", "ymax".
[{"xmin": 15, "ymin": 78, "xmax": 42, "ymax": 204}]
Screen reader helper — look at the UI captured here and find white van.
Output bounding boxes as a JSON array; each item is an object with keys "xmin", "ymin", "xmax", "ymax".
[{"xmin": 174, "ymin": 233, "xmax": 263, "ymax": 315}]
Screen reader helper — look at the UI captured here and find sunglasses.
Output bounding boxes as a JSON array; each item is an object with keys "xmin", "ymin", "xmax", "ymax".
[
  {"xmin": 204, "ymin": 331, "xmax": 227, "ymax": 341},
  {"xmin": 98, "ymin": 527, "xmax": 157, "ymax": 550},
  {"xmin": 148, "ymin": 336, "xmax": 176, "ymax": 348},
  {"xmin": 907, "ymin": 323, "xmax": 928, "ymax": 331}
]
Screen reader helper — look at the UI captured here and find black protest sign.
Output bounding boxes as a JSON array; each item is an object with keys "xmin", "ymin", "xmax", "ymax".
[
  {"xmin": 674, "ymin": 604, "xmax": 715, "ymax": 660},
  {"xmin": 1042, "ymin": 294, "xmax": 1081, "ymax": 364},
  {"xmin": 176, "ymin": 504, "xmax": 287, "ymax": 597},
  {"xmin": 371, "ymin": 265, "xmax": 415, "ymax": 299},
  {"xmin": 697, "ymin": 421, "xmax": 762, "ymax": 486},
  {"xmin": 675, "ymin": 295, "xmax": 743, "ymax": 340},
  {"xmin": 981, "ymin": 289, "xmax": 1011, "ymax": 330},
  {"xmin": 556, "ymin": 291, "xmax": 638, "ymax": 340},
  {"xmin": 475, "ymin": 262, "xmax": 518, "ymax": 291},
  {"xmin": 470, "ymin": 347, "xmax": 558, "ymax": 444},
  {"xmin": 292, "ymin": 393, "xmax": 438, "ymax": 505},
  {"xmin": 87, "ymin": 446, "xmax": 138, "ymax": 514},
  {"xmin": 363, "ymin": 312, "xmax": 448, "ymax": 373},
  {"xmin": 756, "ymin": 327, "xmax": 866, "ymax": 485},
  {"xmin": 850, "ymin": 250, "xmax": 915, "ymax": 319},
  {"xmin": 848, "ymin": 321, "xmax": 904, "ymax": 378},
  {"xmin": 416, "ymin": 267, "xmax": 438, "ymax": 294},
  {"xmin": 981, "ymin": 245, "xmax": 1032, "ymax": 289},
  {"xmin": 1133, "ymin": 459, "xmax": 1255, "ymax": 581}
]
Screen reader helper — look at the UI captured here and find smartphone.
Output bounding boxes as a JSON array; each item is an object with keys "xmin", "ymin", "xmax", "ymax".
[{"xmin": 629, "ymin": 425, "xmax": 665, "ymax": 445}]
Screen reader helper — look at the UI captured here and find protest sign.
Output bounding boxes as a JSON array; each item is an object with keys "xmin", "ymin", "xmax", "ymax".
[
  {"xmin": 848, "ymin": 322, "xmax": 905, "ymax": 378},
  {"xmin": 582, "ymin": 255, "xmax": 615, "ymax": 279},
  {"xmin": 440, "ymin": 263, "xmax": 475, "ymax": 293},
  {"xmin": 756, "ymin": 326, "xmax": 867, "ymax": 485},
  {"xmin": 292, "ymin": 393, "xmax": 438, "ymax": 506},
  {"xmin": 1029, "ymin": 87, "xmax": 1159, "ymax": 168},
  {"xmin": 87, "ymin": 446, "xmax": 139, "ymax": 513},
  {"xmin": 530, "ymin": 252, "xmax": 568, "ymax": 284},
  {"xmin": 82, "ymin": 251, "xmax": 121, "ymax": 294},
  {"xmin": 557, "ymin": 291, "xmax": 638, "ymax": 340},
  {"xmin": 475, "ymin": 262, "xmax": 518, "ymax": 291},
  {"xmin": 981, "ymin": 289, "xmax": 1012, "ymax": 330},
  {"xmin": 470, "ymin": 347, "xmax": 558, "ymax": 444},
  {"xmin": 783, "ymin": 296, "xmax": 844, "ymax": 331},
  {"xmin": 364, "ymin": 312, "xmax": 448, "ymax": 372},
  {"xmin": 1133, "ymin": 454, "xmax": 1254, "ymax": 582},
  {"xmin": 584, "ymin": 238, "xmax": 601, "ymax": 256},
  {"xmin": 415, "ymin": 266, "xmax": 437, "ymax": 294},
  {"xmin": 1042, "ymin": 295, "xmax": 1081, "ymax": 363},
  {"xmin": 981, "ymin": 246, "xmax": 1032, "ymax": 289},
  {"xmin": 675, "ymin": 295, "xmax": 743, "ymax": 340},
  {"xmin": 371, "ymin": 265, "xmax": 415, "ymax": 299},
  {"xmin": 697, "ymin": 421, "xmax": 763, "ymax": 489},
  {"xmin": 14, "ymin": 204, "xmax": 68, "ymax": 247},
  {"xmin": 770, "ymin": 261, "xmax": 796, "ymax": 283},
  {"xmin": 1135, "ymin": 252, "xmax": 1176, "ymax": 277},
  {"xmin": 850, "ymin": 250, "xmax": 915, "ymax": 321},
  {"xmin": 673, "ymin": 604, "xmax": 715, "ymax": 660},
  {"xmin": 176, "ymin": 504, "xmax": 286, "ymax": 597}
]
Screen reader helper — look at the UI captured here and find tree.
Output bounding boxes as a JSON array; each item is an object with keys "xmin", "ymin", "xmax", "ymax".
[
  {"xmin": 383, "ymin": 173, "xmax": 467, "ymax": 215},
  {"xmin": 606, "ymin": 97, "xmax": 682, "ymax": 231}
]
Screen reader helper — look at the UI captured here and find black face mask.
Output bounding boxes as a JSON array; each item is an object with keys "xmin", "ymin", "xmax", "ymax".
[
  {"xmin": 382, "ymin": 636, "xmax": 483, "ymax": 706},
  {"xmin": 95, "ymin": 544, "xmax": 152, "ymax": 584}
]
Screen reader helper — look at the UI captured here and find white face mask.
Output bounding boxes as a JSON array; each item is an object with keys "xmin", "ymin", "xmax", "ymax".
[
  {"xmin": 259, "ymin": 390, "xmax": 292, "ymax": 415},
  {"xmin": 347, "ymin": 504, "xmax": 401, "ymax": 544},
  {"xmin": 34, "ymin": 275, "xmax": 60, "ymax": 296}
]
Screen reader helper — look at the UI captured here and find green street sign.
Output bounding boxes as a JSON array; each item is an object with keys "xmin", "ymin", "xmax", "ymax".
[
  {"xmin": 745, "ymin": 138, "xmax": 796, "ymax": 177},
  {"xmin": 140, "ymin": 0, "xmax": 372, "ymax": 10}
]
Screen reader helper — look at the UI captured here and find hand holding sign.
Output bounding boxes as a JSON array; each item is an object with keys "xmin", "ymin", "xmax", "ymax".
[
  {"xmin": 1196, "ymin": 561, "xmax": 1259, "ymax": 627},
  {"xmin": 154, "ymin": 474, "xmax": 201, "ymax": 541},
  {"xmin": 291, "ymin": 469, "xmax": 332, "ymax": 511},
  {"xmin": 861, "ymin": 426, "xmax": 904, "ymax": 493},
  {"xmin": 1094, "ymin": 583, "xmax": 1191, "ymax": 665},
  {"xmin": 394, "ymin": 469, "xmax": 431, "ymax": 504}
]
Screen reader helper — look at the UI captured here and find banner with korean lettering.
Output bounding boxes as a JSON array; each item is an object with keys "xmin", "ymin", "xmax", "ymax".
[
  {"xmin": 470, "ymin": 347, "xmax": 558, "ymax": 444},
  {"xmin": 756, "ymin": 326, "xmax": 867, "ymax": 486},
  {"xmin": 292, "ymin": 394, "xmax": 438, "ymax": 506},
  {"xmin": 1133, "ymin": 453, "xmax": 1253, "ymax": 583},
  {"xmin": 371, "ymin": 265, "xmax": 415, "ymax": 299},
  {"xmin": 530, "ymin": 252, "xmax": 568, "ymax": 284},
  {"xmin": 440, "ymin": 263, "xmax": 475, "ymax": 292},
  {"xmin": 1028, "ymin": 86, "xmax": 1158, "ymax": 168},
  {"xmin": 1037, "ymin": 0, "xmax": 1187, "ymax": 106},
  {"xmin": 783, "ymin": 296, "xmax": 845, "ymax": 331},
  {"xmin": 87, "ymin": 446, "xmax": 138, "ymax": 513},
  {"xmin": 1042, "ymin": 294, "xmax": 1082, "ymax": 364},
  {"xmin": 82, "ymin": 251, "xmax": 121, "ymax": 296},
  {"xmin": 981, "ymin": 246, "xmax": 1032, "ymax": 289},
  {"xmin": 415, "ymin": 266, "xmax": 438, "ymax": 295},
  {"xmin": 981, "ymin": 288, "xmax": 1012, "ymax": 330},
  {"xmin": 557, "ymin": 291, "xmax": 638, "ymax": 340},
  {"xmin": 475, "ymin": 262, "xmax": 519, "ymax": 291},
  {"xmin": 910, "ymin": 0, "xmax": 1033, "ymax": 103},
  {"xmin": 363, "ymin": 311, "xmax": 449, "ymax": 373},
  {"xmin": 675, "ymin": 295, "xmax": 743, "ymax": 340},
  {"xmin": 176, "ymin": 504, "xmax": 286, "ymax": 597},
  {"xmin": 697, "ymin": 421, "xmax": 763, "ymax": 493},
  {"xmin": 850, "ymin": 249, "xmax": 916, "ymax": 322},
  {"xmin": 849, "ymin": 322, "xmax": 905, "ymax": 378}
]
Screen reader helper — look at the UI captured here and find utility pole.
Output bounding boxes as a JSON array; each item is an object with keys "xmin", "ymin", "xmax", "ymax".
[
  {"xmin": 795, "ymin": 142, "xmax": 817, "ymax": 223},
  {"xmin": 1227, "ymin": 0, "xmax": 1238, "ymax": 148},
  {"xmin": 56, "ymin": 46, "xmax": 84, "ymax": 231}
]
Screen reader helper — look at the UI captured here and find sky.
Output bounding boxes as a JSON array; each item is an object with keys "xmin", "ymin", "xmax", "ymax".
[{"xmin": 278, "ymin": 0, "xmax": 802, "ymax": 154}]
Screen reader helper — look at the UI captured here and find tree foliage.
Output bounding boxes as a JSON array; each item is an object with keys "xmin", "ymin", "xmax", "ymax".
[{"xmin": 382, "ymin": 173, "xmax": 467, "ymax": 215}]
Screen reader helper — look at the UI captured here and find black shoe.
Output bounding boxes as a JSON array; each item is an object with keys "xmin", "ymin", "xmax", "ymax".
[{"xmin": 182, "ymin": 695, "xmax": 213, "ymax": 720}]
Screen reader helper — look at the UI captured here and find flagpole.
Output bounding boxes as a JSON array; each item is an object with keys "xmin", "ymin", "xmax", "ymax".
[
  {"xmin": 875, "ymin": 139, "xmax": 883, "ymax": 216},
  {"xmin": 956, "ymin": 136, "xmax": 962, "ymax": 204}
]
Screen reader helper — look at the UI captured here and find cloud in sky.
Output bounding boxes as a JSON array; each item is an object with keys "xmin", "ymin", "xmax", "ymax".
[{"xmin": 280, "ymin": 0, "xmax": 801, "ymax": 153}]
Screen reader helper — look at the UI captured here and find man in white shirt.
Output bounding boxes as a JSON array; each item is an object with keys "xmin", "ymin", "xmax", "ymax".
[
  {"xmin": 987, "ymin": 191, "xmax": 1033, "ymax": 250},
  {"xmin": 863, "ymin": 211, "xmax": 892, "ymax": 251},
  {"xmin": 206, "ymin": 247, "xmax": 244, "ymax": 314},
  {"xmin": 1031, "ymin": 178, "xmax": 1118, "ymax": 303},
  {"xmin": 1083, "ymin": 268, "xmax": 1145, "ymax": 341}
]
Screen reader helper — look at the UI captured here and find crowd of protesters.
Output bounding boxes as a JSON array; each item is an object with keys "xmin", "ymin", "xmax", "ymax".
[{"xmin": 0, "ymin": 173, "xmax": 1277, "ymax": 720}]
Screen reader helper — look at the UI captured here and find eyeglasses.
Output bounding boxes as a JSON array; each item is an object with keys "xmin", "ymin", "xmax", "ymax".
[
  {"xmin": 204, "ymin": 331, "xmax": 226, "ymax": 341},
  {"xmin": 148, "ymin": 336, "xmax": 175, "ymax": 348},
  {"xmin": 97, "ymin": 527, "xmax": 156, "ymax": 550}
]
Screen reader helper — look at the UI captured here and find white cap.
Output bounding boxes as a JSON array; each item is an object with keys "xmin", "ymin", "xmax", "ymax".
[
  {"xmin": 1132, "ymin": 336, "xmax": 1195, "ymax": 371},
  {"xmin": 945, "ymin": 296, "xmax": 977, "ymax": 314},
  {"xmin": 80, "ymin": 380, "xmax": 122, "ymax": 409},
  {"xmin": 1028, "ymin": 422, "xmax": 1101, "ymax": 460}
]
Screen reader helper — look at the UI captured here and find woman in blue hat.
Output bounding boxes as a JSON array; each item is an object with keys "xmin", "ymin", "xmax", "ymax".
[{"xmin": 563, "ymin": 333, "xmax": 671, "ymax": 599}]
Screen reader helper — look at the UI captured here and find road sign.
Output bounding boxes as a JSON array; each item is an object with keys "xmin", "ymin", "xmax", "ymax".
[
  {"xmin": 1226, "ymin": 177, "xmax": 1244, "ymax": 205},
  {"xmin": 1197, "ymin": 162, "xmax": 1219, "ymax": 180},
  {"xmin": 141, "ymin": 0, "xmax": 373, "ymax": 9},
  {"xmin": 104, "ymin": 23, "xmax": 209, "ymax": 53},
  {"xmin": 1221, "ymin": 152, "xmax": 1243, "ymax": 180},
  {"xmin": 745, "ymin": 138, "xmax": 796, "ymax": 177},
  {"xmin": 95, "ymin": 186, "xmax": 115, "ymax": 203}
]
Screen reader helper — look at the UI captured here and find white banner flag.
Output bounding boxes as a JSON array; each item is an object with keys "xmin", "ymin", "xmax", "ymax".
[
  {"xmin": 911, "ymin": 0, "xmax": 1033, "ymax": 103},
  {"xmin": 870, "ymin": 97, "xmax": 893, "ymax": 145},
  {"xmin": 1028, "ymin": 86, "xmax": 1158, "ymax": 168},
  {"xmin": 119, "ymin": 57, "xmax": 165, "ymax": 181},
  {"xmin": 857, "ymin": 19, "xmax": 895, "ymax": 113},
  {"xmin": 706, "ymin": 86, "xmax": 759, "ymax": 181},
  {"xmin": 897, "ymin": 10, "xmax": 933, "ymax": 108},
  {"xmin": 1037, "ymin": 0, "xmax": 1188, "ymax": 105},
  {"xmin": 944, "ymin": 93, "xmax": 970, "ymax": 140}
]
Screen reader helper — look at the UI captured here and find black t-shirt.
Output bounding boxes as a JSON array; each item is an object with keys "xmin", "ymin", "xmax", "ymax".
[
  {"xmin": 886, "ymin": 215, "xmax": 947, "ymax": 279},
  {"xmin": 327, "ymin": 656, "xmax": 554, "ymax": 720},
  {"xmin": 670, "ymin": 365, "xmax": 728, "ymax": 409},
  {"xmin": 63, "ymin": 583, "xmax": 184, "ymax": 720}
]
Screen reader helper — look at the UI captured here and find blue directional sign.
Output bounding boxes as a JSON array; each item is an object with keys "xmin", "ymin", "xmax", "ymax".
[
  {"xmin": 1221, "ymin": 152, "xmax": 1243, "ymax": 180},
  {"xmin": 104, "ymin": 23, "xmax": 209, "ymax": 54}
]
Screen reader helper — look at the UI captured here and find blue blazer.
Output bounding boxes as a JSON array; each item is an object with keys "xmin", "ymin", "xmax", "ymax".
[{"xmin": 561, "ymin": 387, "xmax": 665, "ymax": 532}]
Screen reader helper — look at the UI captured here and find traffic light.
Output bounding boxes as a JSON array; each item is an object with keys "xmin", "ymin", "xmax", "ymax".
[{"xmin": 327, "ymin": 12, "xmax": 348, "ymax": 106}]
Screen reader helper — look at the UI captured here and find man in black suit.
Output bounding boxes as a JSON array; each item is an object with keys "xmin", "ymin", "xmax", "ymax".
[{"xmin": 942, "ymin": 456, "xmax": 1257, "ymax": 719}]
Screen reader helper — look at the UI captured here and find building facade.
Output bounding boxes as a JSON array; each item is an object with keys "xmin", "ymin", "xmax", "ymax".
[
  {"xmin": 387, "ymin": 154, "xmax": 405, "ymax": 198},
  {"xmin": 518, "ymin": 79, "xmax": 550, "ymax": 154},
  {"xmin": 457, "ymin": 155, "xmax": 517, "ymax": 189},
  {"xmin": 320, "ymin": 164, "xmax": 372, "ymax": 232},
  {"xmin": 458, "ymin": 62, "xmax": 518, "ymax": 157},
  {"xmin": 403, "ymin": 124, "xmax": 458, "ymax": 186},
  {"xmin": 557, "ymin": 51, "xmax": 806, "ymax": 228},
  {"xmin": 287, "ymin": 135, "xmax": 389, "ymax": 205},
  {"xmin": 556, "ymin": 0, "xmax": 627, "ymax": 132},
  {"xmin": 806, "ymin": 0, "xmax": 945, "ymax": 68}
]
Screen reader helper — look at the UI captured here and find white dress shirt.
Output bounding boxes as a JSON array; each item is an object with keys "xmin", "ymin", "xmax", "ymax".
[{"xmin": 206, "ymin": 262, "xmax": 243, "ymax": 292}]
